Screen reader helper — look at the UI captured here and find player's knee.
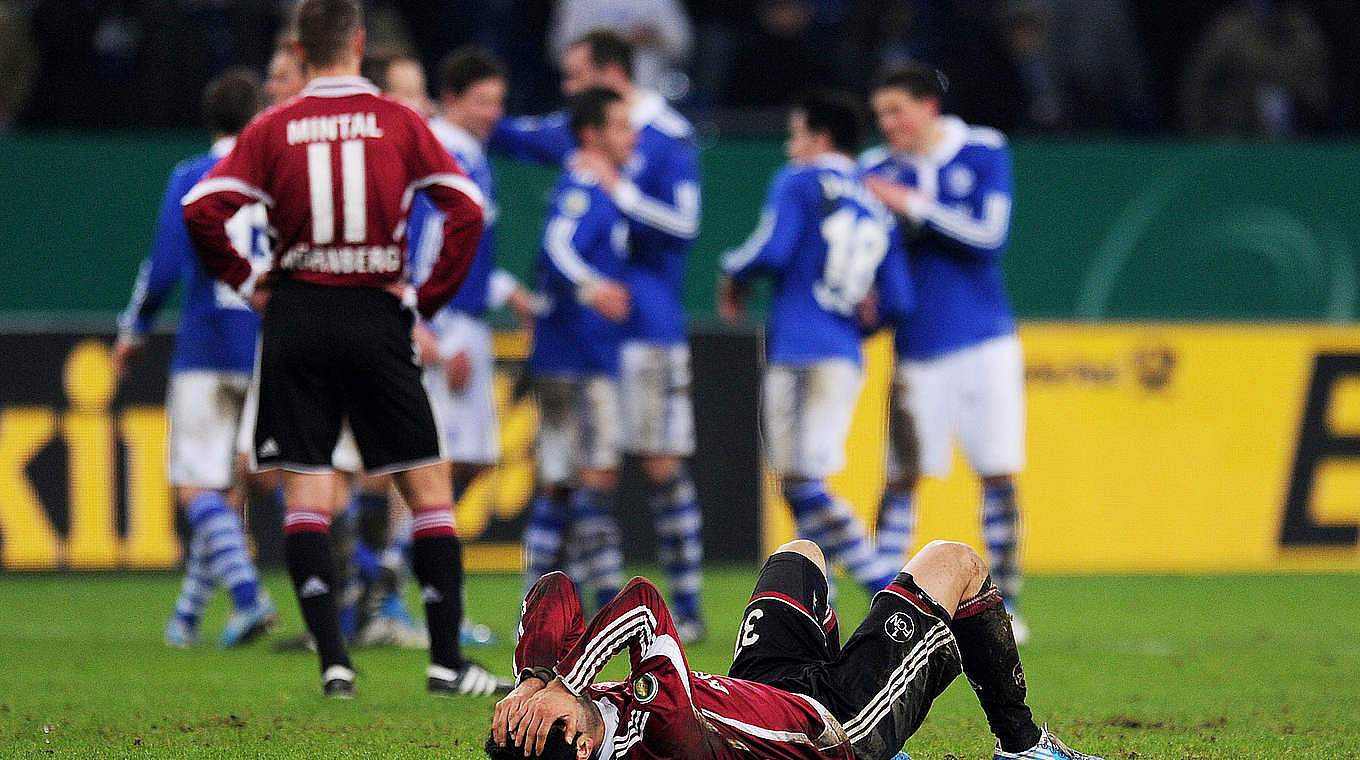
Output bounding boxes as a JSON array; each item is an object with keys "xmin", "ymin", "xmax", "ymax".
[
  {"xmin": 579, "ymin": 468, "xmax": 617, "ymax": 492},
  {"xmin": 773, "ymin": 539, "xmax": 826, "ymax": 576},
  {"xmin": 885, "ymin": 475, "xmax": 917, "ymax": 494},
  {"xmin": 919, "ymin": 539, "xmax": 986, "ymax": 582},
  {"xmin": 640, "ymin": 455, "xmax": 681, "ymax": 483}
]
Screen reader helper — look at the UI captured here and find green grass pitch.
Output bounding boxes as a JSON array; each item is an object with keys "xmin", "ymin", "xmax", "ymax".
[{"xmin": 1, "ymin": 568, "xmax": 1357, "ymax": 759}]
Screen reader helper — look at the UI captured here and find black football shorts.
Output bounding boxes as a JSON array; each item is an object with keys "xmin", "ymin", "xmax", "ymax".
[
  {"xmin": 251, "ymin": 279, "xmax": 444, "ymax": 474},
  {"xmin": 729, "ymin": 551, "xmax": 963, "ymax": 760}
]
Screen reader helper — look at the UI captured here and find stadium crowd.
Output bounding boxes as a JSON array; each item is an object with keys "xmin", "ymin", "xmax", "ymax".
[{"xmin": 3, "ymin": 0, "xmax": 1359, "ymax": 137}]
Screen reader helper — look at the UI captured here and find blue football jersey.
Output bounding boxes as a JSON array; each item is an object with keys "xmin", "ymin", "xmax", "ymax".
[
  {"xmin": 409, "ymin": 118, "xmax": 499, "ymax": 318},
  {"xmin": 117, "ymin": 138, "xmax": 269, "ymax": 374},
  {"xmin": 722, "ymin": 154, "xmax": 912, "ymax": 367},
  {"xmin": 490, "ymin": 91, "xmax": 699, "ymax": 345},
  {"xmin": 529, "ymin": 169, "xmax": 630, "ymax": 377},
  {"xmin": 859, "ymin": 114, "xmax": 1016, "ymax": 361}
]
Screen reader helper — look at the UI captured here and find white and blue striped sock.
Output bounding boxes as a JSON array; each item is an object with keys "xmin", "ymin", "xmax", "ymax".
[
  {"xmin": 173, "ymin": 531, "xmax": 215, "ymax": 626},
  {"xmin": 876, "ymin": 488, "xmax": 917, "ymax": 569},
  {"xmin": 570, "ymin": 488, "xmax": 622, "ymax": 609},
  {"xmin": 523, "ymin": 492, "xmax": 566, "ymax": 593},
  {"xmin": 784, "ymin": 480, "xmax": 897, "ymax": 593},
  {"xmin": 186, "ymin": 491, "xmax": 261, "ymax": 611},
  {"xmin": 981, "ymin": 482, "xmax": 1022, "ymax": 603},
  {"xmin": 651, "ymin": 469, "xmax": 703, "ymax": 620}
]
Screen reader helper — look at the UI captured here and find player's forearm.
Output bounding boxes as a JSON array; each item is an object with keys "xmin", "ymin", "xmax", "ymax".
[
  {"xmin": 916, "ymin": 194, "xmax": 1011, "ymax": 260},
  {"xmin": 183, "ymin": 197, "xmax": 255, "ymax": 292},
  {"xmin": 416, "ymin": 216, "xmax": 481, "ymax": 320},
  {"xmin": 513, "ymin": 572, "xmax": 586, "ymax": 677},
  {"xmin": 611, "ymin": 180, "xmax": 699, "ymax": 241}
]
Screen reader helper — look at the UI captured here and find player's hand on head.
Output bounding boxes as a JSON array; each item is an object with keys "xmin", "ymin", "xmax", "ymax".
[
  {"xmin": 492, "ymin": 677, "xmax": 548, "ymax": 747},
  {"xmin": 514, "ymin": 679, "xmax": 579, "ymax": 757}
]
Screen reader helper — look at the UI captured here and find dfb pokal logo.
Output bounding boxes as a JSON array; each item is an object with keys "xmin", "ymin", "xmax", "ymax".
[
  {"xmin": 632, "ymin": 673, "xmax": 660, "ymax": 704},
  {"xmin": 884, "ymin": 611, "xmax": 915, "ymax": 643}
]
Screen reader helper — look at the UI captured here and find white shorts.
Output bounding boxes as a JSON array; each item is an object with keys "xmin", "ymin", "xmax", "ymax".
[
  {"xmin": 762, "ymin": 360, "xmax": 863, "ymax": 480},
  {"xmin": 167, "ymin": 370, "xmax": 251, "ymax": 489},
  {"xmin": 888, "ymin": 334, "xmax": 1025, "ymax": 479},
  {"xmin": 619, "ymin": 340, "xmax": 695, "ymax": 457},
  {"xmin": 535, "ymin": 374, "xmax": 620, "ymax": 486},
  {"xmin": 422, "ymin": 314, "xmax": 499, "ymax": 466},
  {"xmin": 237, "ymin": 358, "xmax": 364, "ymax": 473}
]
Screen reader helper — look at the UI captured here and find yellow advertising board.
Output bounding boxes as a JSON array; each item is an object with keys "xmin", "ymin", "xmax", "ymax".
[{"xmin": 765, "ymin": 324, "xmax": 1360, "ymax": 573}]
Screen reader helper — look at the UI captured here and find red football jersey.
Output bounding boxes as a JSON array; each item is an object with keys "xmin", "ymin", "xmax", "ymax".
[
  {"xmin": 183, "ymin": 75, "xmax": 484, "ymax": 319},
  {"xmin": 517, "ymin": 574, "xmax": 855, "ymax": 760}
]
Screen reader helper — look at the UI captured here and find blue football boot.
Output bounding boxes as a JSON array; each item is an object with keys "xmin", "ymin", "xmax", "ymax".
[
  {"xmin": 993, "ymin": 726, "xmax": 1104, "ymax": 760},
  {"xmin": 218, "ymin": 594, "xmax": 278, "ymax": 647}
]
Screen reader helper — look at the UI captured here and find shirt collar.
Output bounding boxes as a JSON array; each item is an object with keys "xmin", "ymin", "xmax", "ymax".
[
  {"xmin": 893, "ymin": 114, "xmax": 969, "ymax": 166},
  {"xmin": 810, "ymin": 152, "xmax": 858, "ymax": 174},
  {"xmin": 210, "ymin": 136, "xmax": 237, "ymax": 158},
  {"xmin": 302, "ymin": 75, "xmax": 381, "ymax": 98},
  {"xmin": 429, "ymin": 116, "xmax": 485, "ymax": 165},
  {"xmin": 592, "ymin": 697, "xmax": 619, "ymax": 760}
]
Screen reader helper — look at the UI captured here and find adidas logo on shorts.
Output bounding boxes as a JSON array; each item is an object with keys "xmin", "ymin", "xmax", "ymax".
[{"xmin": 258, "ymin": 438, "xmax": 280, "ymax": 458}]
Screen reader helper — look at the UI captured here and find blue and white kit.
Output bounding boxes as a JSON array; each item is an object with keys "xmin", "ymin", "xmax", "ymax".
[{"xmin": 860, "ymin": 115, "xmax": 1023, "ymax": 478}]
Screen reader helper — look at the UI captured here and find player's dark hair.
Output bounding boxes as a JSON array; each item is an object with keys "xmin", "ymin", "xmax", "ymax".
[
  {"xmin": 570, "ymin": 28, "xmax": 634, "ymax": 80},
  {"xmin": 361, "ymin": 45, "xmax": 416, "ymax": 92},
  {"xmin": 294, "ymin": 0, "xmax": 362, "ymax": 68},
  {"xmin": 437, "ymin": 46, "xmax": 506, "ymax": 98},
  {"xmin": 872, "ymin": 62, "xmax": 950, "ymax": 102},
  {"xmin": 569, "ymin": 86, "xmax": 623, "ymax": 140},
  {"xmin": 484, "ymin": 722, "xmax": 577, "ymax": 760},
  {"xmin": 202, "ymin": 68, "xmax": 261, "ymax": 136},
  {"xmin": 795, "ymin": 90, "xmax": 866, "ymax": 155}
]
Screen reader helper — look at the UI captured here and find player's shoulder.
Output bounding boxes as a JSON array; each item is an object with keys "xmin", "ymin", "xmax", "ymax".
[
  {"xmin": 948, "ymin": 115, "xmax": 1008, "ymax": 153},
  {"xmin": 171, "ymin": 150, "xmax": 220, "ymax": 185},
  {"xmin": 635, "ymin": 91, "xmax": 693, "ymax": 141},
  {"xmin": 552, "ymin": 170, "xmax": 607, "ymax": 220},
  {"xmin": 857, "ymin": 144, "xmax": 894, "ymax": 173}
]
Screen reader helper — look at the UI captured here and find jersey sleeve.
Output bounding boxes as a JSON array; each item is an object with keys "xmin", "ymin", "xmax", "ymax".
[
  {"xmin": 119, "ymin": 166, "xmax": 194, "ymax": 338},
  {"xmin": 555, "ymin": 576, "xmax": 689, "ymax": 694},
  {"xmin": 720, "ymin": 167, "xmax": 805, "ymax": 281},
  {"xmin": 611, "ymin": 139, "xmax": 700, "ymax": 242},
  {"xmin": 916, "ymin": 145, "xmax": 1013, "ymax": 261},
  {"xmin": 489, "ymin": 113, "xmax": 575, "ymax": 165},
  {"xmin": 405, "ymin": 116, "xmax": 487, "ymax": 320},
  {"xmin": 182, "ymin": 125, "xmax": 274, "ymax": 295},
  {"xmin": 514, "ymin": 572, "xmax": 586, "ymax": 678},
  {"xmin": 542, "ymin": 186, "xmax": 611, "ymax": 296},
  {"xmin": 872, "ymin": 229, "xmax": 914, "ymax": 325}
]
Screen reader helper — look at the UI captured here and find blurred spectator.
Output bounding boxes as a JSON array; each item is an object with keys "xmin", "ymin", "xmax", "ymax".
[
  {"xmin": 1178, "ymin": 0, "xmax": 1331, "ymax": 138},
  {"xmin": 1047, "ymin": 0, "xmax": 1159, "ymax": 132},
  {"xmin": 723, "ymin": 0, "xmax": 841, "ymax": 108},
  {"xmin": 683, "ymin": 0, "xmax": 745, "ymax": 107},
  {"xmin": 0, "ymin": 1, "xmax": 38, "ymax": 128},
  {"xmin": 363, "ymin": 45, "xmax": 434, "ymax": 116},
  {"xmin": 942, "ymin": 0, "xmax": 1067, "ymax": 134},
  {"xmin": 550, "ymin": 0, "xmax": 693, "ymax": 98}
]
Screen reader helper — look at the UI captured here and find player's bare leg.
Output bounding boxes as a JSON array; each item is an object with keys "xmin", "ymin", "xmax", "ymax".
[
  {"xmin": 280, "ymin": 470, "xmax": 354, "ymax": 696},
  {"xmin": 902, "ymin": 541, "xmax": 1097, "ymax": 759},
  {"xmin": 877, "ymin": 377, "xmax": 921, "ymax": 569},
  {"xmin": 393, "ymin": 460, "xmax": 509, "ymax": 696}
]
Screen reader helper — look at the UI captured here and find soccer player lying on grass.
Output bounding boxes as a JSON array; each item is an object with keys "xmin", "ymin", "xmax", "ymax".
[{"xmin": 488, "ymin": 539, "xmax": 1102, "ymax": 760}]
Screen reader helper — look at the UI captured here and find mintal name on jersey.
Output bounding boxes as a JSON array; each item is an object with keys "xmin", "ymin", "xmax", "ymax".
[{"xmin": 286, "ymin": 113, "xmax": 383, "ymax": 145}]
